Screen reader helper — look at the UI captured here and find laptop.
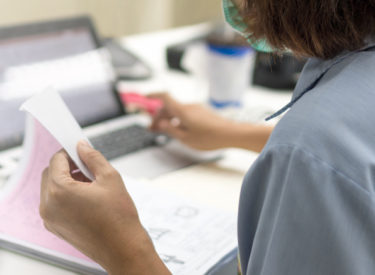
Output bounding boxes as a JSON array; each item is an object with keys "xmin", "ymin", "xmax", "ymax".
[{"xmin": 0, "ymin": 15, "xmax": 219, "ymax": 185}]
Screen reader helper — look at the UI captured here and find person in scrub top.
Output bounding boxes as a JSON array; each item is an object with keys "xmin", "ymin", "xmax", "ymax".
[{"xmin": 40, "ymin": 0, "xmax": 375, "ymax": 274}]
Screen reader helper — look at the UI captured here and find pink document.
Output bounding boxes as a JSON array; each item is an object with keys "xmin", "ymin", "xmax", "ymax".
[{"xmin": 0, "ymin": 90, "xmax": 104, "ymax": 274}]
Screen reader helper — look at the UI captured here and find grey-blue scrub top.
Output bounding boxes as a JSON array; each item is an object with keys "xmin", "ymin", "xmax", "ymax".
[{"xmin": 238, "ymin": 41, "xmax": 375, "ymax": 275}]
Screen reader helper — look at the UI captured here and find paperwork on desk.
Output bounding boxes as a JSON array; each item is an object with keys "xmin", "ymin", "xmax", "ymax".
[
  {"xmin": 126, "ymin": 178, "xmax": 237, "ymax": 275},
  {"xmin": 0, "ymin": 89, "xmax": 237, "ymax": 275}
]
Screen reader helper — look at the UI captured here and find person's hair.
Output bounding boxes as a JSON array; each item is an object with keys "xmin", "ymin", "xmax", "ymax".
[{"xmin": 240, "ymin": 0, "xmax": 375, "ymax": 59}]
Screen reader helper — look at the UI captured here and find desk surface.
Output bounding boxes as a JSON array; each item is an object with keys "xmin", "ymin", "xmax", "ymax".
[{"xmin": 0, "ymin": 24, "xmax": 292, "ymax": 274}]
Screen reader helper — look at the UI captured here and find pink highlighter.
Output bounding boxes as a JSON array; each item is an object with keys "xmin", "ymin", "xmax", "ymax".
[{"xmin": 119, "ymin": 92, "xmax": 163, "ymax": 116}]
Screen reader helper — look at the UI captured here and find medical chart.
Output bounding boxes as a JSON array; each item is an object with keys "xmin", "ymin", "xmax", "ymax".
[
  {"xmin": 125, "ymin": 178, "xmax": 237, "ymax": 275},
  {"xmin": 0, "ymin": 89, "xmax": 237, "ymax": 274}
]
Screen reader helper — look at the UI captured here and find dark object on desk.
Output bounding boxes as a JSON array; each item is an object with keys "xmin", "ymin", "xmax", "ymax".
[
  {"xmin": 166, "ymin": 36, "xmax": 206, "ymax": 73},
  {"xmin": 102, "ymin": 38, "xmax": 152, "ymax": 80},
  {"xmin": 252, "ymin": 52, "xmax": 306, "ymax": 90}
]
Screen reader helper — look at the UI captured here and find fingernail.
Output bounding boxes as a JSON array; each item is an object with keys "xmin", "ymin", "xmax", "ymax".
[{"xmin": 170, "ymin": 117, "xmax": 181, "ymax": 127}]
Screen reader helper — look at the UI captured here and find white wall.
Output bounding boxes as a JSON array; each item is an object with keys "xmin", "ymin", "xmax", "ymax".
[{"xmin": 0, "ymin": 0, "xmax": 222, "ymax": 37}]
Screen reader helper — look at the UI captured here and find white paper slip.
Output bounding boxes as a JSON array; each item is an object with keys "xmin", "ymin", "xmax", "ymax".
[{"xmin": 20, "ymin": 88, "xmax": 95, "ymax": 181}]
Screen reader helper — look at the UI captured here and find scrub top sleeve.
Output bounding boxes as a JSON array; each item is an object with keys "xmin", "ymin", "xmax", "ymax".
[{"xmin": 238, "ymin": 145, "xmax": 375, "ymax": 275}]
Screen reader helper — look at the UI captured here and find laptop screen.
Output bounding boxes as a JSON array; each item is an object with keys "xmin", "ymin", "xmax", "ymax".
[{"xmin": 0, "ymin": 21, "xmax": 124, "ymax": 151}]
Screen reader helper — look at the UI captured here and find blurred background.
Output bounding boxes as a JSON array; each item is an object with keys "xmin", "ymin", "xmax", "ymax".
[{"xmin": 0, "ymin": 0, "xmax": 223, "ymax": 37}]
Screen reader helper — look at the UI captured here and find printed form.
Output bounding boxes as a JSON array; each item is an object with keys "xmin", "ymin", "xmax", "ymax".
[{"xmin": 0, "ymin": 88, "xmax": 237, "ymax": 274}]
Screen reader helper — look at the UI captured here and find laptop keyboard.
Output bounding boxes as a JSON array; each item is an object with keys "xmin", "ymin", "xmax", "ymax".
[{"xmin": 89, "ymin": 124, "xmax": 166, "ymax": 160}]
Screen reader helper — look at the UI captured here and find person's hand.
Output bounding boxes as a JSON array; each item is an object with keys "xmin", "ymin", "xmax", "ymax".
[
  {"xmin": 149, "ymin": 93, "xmax": 237, "ymax": 151},
  {"xmin": 149, "ymin": 93, "xmax": 274, "ymax": 152},
  {"xmin": 40, "ymin": 141, "xmax": 171, "ymax": 275}
]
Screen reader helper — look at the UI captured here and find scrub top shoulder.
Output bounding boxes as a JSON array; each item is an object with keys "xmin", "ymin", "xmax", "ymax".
[{"xmin": 238, "ymin": 44, "xmax": 375, "ymax": 275}]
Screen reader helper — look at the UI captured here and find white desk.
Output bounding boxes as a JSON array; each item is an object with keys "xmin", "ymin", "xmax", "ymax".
[{"xmin": 0, "ymin": 24, "xmax": 292, "ymax": 274}]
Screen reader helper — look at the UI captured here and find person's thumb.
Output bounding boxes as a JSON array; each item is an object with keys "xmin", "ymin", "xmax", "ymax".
[{"xmin": 77, "ymin": 140, "xmax": 112, "ymax": 179}]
